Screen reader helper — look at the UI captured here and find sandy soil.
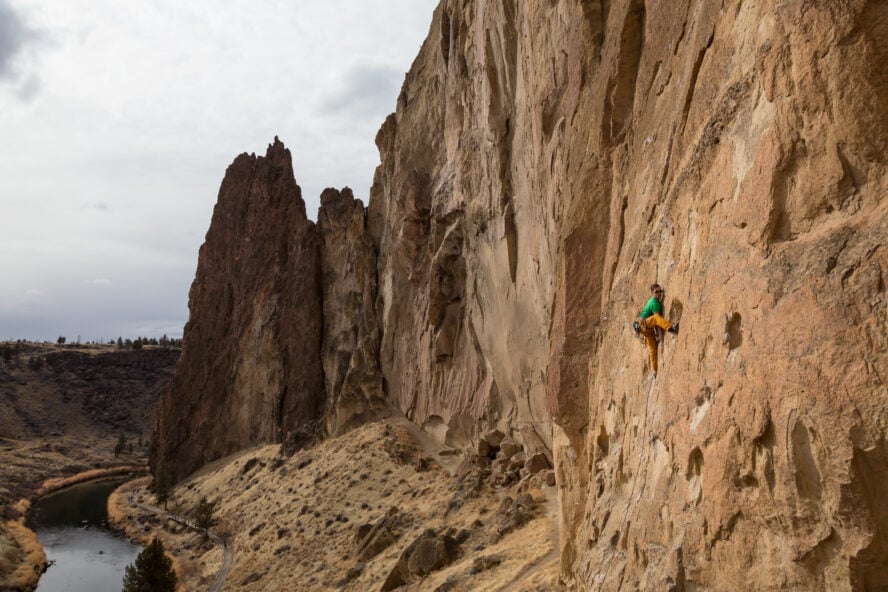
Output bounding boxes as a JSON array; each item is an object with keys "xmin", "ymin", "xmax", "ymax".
[{"xmin": 111, "ymin": 420, "xmax": 564, "ymax": 591}]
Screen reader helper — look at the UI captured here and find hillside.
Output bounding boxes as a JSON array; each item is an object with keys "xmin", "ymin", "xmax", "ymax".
[{"xmin": 114, "ymin": 419, "xmax": 560, "ymax": 591}]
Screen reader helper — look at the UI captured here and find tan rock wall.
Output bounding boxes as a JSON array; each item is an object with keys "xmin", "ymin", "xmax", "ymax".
[
  {"xmin": 154, "ymin": 0, "xmax": 888, "ymax": 588},
  {"xmin": 318, "ymin": 187, "xmax": 386, "ymax": 435},
  {"xmin": 369, "ymin": 0, "xmax": 559, "ymax": 452},
  {"xmin": 373, "ymin": 0, "xmax": 888, "ymax": 589}
]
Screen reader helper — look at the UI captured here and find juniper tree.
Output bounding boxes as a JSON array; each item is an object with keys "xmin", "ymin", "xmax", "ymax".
[
  {"xmin": 121, "ymin": 537, "xmax": 177, "ymax": 592},
  {"xmin": 193, "ymin": 496, "xmax": 217, "ymax": 537},
  {"xmin": 114, "ymin": 433, "xmax": 127, "ymax": 456},
  {"xmin": 152, "ymin": 464, "xmax": 172, "ymax": 510}
]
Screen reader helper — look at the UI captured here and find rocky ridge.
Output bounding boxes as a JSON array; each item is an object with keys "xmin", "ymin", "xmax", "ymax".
[
  {"xmin": 153, "ymin": 140, "xmax": 325, "ymax": 480},
  {"xmin": 154, "ymin": 0, "xmax": 888, "ymax": 589}
]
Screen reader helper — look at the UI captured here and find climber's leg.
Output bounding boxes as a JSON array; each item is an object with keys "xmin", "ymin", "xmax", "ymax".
[
  {"xmin": 645, "ymin": 313, "xmax": 673, "ymax": 333},
  {"xmin": 644, "ymin": 332, "xmax": 659, "ymax": 374}
]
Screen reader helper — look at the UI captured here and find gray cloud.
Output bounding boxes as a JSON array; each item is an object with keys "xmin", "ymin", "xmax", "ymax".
[
  {"xmin": 80, "ymin": 201, "xmax": 112, "ymax": 212},
  {"xmin": 0, "ymin": 0, "xmax": 43, "ymax": 99},
  {"xmin": 0, "ymin": 0, "xmax": 28, "ymax": 78},
  {"xmin": 320, "ymin": 62, "xmax": 404, "ymax": 119},
  {"xmin": 14, "ymin": 73, "xmax": 40, "ymax": 99}
]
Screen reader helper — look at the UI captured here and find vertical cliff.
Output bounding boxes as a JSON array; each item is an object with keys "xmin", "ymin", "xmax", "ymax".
[
  {"xmin": 368, "ymin": 0, "xmax": 556, "ymax": 453},
  {"xmin": 154, "ymin": 0, "xmax": 888, "ymax": 589},
  {"xmin": 152, "ymin": 139, "xmax": 325, "ymax": 481},
  {"xmin": 369, "ymin": 0, "xmax": 887, "ymax": 588},
  {"xmin": 318, "ymin": 187, "xmax": 386, "ymax": 436}
]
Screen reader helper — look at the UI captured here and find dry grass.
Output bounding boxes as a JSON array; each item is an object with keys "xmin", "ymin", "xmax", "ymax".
[
  {"xmin": 107, "ymin": 476, "xmax": 150, "ymax": 529},
  {"xmin": 37, "ymin": 466, "xmax": 146, "ymax": 496},
  {"xmin": 1, "ymin": 520, "xmax": 46, "ymax": 591},
  {"xmin": 113, "ymin": 420, "xmax": 564, "ymax": 591}
]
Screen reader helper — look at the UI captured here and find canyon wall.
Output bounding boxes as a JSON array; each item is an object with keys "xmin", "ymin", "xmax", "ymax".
[
  {"xmin": 154, "ymin": 0, "xmax": 888, "ymax": 589},
  {"xmin": 152, "ymin": 140, "xmax": 326, "ymax": 480},
  {"xmin": 374, "ymin": 1, "xmax": 887, "ymax": 588},
  {"xmin": 318, "ymin": 187, "xmax": 387, "ymax": 436},
  {"xmin": 368, "ymin": 0, "xmax": 557, "ymax": 454}
]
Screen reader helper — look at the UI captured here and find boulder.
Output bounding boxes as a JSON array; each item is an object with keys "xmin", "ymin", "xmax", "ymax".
[
  {"xmin": 483, "ymin": 430, "xmax": 506, "ymax": 449},
  {"xmin": 525, "ymin": 453, "xmax": 550, "ymax": 474},
  {"xmin": 498, "ymin": 437, "xmax": 521, "ymax": 460},
  {"xmin": 381, "ymin": 529, "xmax": 460, "ymax": 591}
]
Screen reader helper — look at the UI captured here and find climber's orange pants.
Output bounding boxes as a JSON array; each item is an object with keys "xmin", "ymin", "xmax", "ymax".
[{"xmin": 642, "ymin": 313, "xmax": 673, "ymax": 373}]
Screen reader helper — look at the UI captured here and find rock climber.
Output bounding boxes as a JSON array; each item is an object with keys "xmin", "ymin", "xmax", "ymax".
[{"xmin": 636, "ymin": 283, "xmax": 678, "ymax": 378}]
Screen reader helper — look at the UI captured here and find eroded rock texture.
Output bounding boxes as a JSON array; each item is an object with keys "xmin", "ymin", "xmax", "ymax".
[
  {"xmin": 372, "ymin": 0, "xmax": 888, "ymax": 589},
  {"xmin": 152, "ymin": 139, "xmax": 325, "ymax": 481},
  {"xmin": 155, "ymin": 0, "xmax": 888, "ymax": 589},
  {"xmin": 318, "ymin": 187, "xmax": 386, "ymax": 436},
  {"xmin": 369, "ymin": 0, "xmax": 555, "ymax": 456}
]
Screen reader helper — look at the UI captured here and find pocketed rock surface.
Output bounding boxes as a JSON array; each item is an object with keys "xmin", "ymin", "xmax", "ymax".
[{"xmin": 115, "ymin": 420, "xmax": 560, "ymax": 592}]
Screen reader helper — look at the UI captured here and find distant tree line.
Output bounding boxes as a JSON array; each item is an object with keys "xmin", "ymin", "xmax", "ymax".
[
  {"xmin": 3, "ymin": 335, "xmax": 184, "ymax": 349},
  {"xmin": 1, "ymin": 342, "xmax": 46, "ymax": 370},
  {"xmin": 113, "ymin": 335, "xmax": 183, "ymax": 350}
]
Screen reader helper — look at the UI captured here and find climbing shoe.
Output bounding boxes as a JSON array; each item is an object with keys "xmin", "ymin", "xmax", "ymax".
[{"xmin": 668, "ymin": 323, "xmax": 680, "ymax": 335}]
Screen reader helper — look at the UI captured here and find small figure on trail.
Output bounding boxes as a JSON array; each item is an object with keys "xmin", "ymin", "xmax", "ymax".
[{"xmin": 634, "ymin": 283, "xmax": 679, "ymax": 379}]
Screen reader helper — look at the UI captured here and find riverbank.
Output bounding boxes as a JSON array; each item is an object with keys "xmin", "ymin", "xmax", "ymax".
[
  {"xmin": 109, "ymin": 477, "xmax": 226, "ymax": 592},
  {"xmin": 1, "ymin": 466, "xmax": 147, "ymax": 592},
  {"xmin": 109, "ymin": 477, "xmax": 223, "ymax": 591},
  {"xmin": 0, "ymin": 519, "xmax": 44, "ymax": 592}
]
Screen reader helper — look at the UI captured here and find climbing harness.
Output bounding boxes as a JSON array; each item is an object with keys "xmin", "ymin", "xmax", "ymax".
[{"xmin": 632, "ymin": 317, "xmax": 663, "ymax": 344}]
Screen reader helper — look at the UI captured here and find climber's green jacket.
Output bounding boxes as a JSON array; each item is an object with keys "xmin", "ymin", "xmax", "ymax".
[{"xmin": 640, "ymin": 296, "xmax": 663, "ymax": 319}]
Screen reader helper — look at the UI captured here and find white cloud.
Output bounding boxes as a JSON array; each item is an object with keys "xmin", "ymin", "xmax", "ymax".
[
  {"xmin": 24, "ymin": 288, "xmax": 45, "ymax": 297},
  {"xmin": 0, "ymin": 0, "xmax": 439, "ymax": 340},
  {"xmin": 83, "ymin": 278, "xmax": 112, "ymax": 286}
]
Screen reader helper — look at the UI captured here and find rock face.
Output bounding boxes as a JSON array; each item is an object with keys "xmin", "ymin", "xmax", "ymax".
[
  {"xmin": 155, "ymin": 0, "xmax": 888, "ymax": 589},
  {"xmin": 368, "ymin": 0, "xmax": 555, "ymax": 456},
  {"xmin": 370, "ymin": 0, "xmax": 888, "ymax": 588},
  {"xmin": 317, "ymin": 187, "xmax": 386, "ymax": 436},
  {"xmin": 152, "ymin": 139, "xmax": 325, "ymax": 481}
]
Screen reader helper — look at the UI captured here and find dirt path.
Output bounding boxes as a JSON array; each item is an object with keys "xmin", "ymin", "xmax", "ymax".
[
  {"xmin": 207, "ymin": 535, "xmax": 232, "ymax": 592},
  {"xmin": 128, "ymin": 493, "xmax": 233, "ymax": 591}
]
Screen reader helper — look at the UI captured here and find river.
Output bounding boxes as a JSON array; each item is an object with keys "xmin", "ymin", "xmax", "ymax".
[{"xmin": 26, "ymin": 477, "xmax": 141, "ymax": 592}]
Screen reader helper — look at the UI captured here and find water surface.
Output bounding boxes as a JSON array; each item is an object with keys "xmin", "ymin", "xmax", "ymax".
[{"xmin": 27, "ymin": 477, "xmax": 141, "ymax": 592}]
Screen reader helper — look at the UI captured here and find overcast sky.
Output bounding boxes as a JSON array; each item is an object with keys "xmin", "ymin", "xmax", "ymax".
[{"xmin": 0, "ymin": 0, "xmax": 438, "ymax": 342}]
